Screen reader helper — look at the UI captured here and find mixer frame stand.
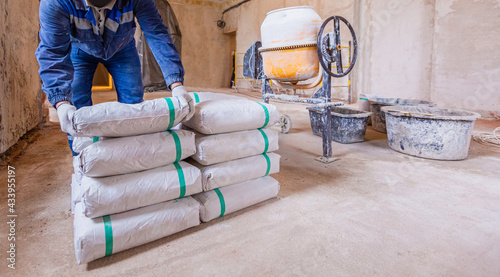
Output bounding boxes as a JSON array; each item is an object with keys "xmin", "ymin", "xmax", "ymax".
[
  {"xmin": 261, "ymin": 64, "xmax": 343, "ymax": 163},
  {"xmin": 244, "ymin": 15, "xmax": 357, "ymax": 163}
]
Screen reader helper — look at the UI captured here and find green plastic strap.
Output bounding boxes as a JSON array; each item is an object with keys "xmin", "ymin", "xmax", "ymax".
[
  {"xmin": 359, "ymin": 98, "xmax": 368, "ymax": 101},
  {"xmin": 214, "ymin": 188, "xmax": 226, "ymax": 217},
  {"xmin": 164, "ymin": 97, "xmax": 176, "ymax": 130},
  {"xmin": 93, "ymin": 136, "xmax": 99, "ymax": 143},
  {"xmin": 193, "ymin": 92, "xmax": 200, "ymax": 103},
  {"xmin": 102, "ymin": 215, "xmax": 113, "ymax": 256},
  {"xmin": 255, "ymin": 102, "xmax": 270, "ymax": 128},
  {"xmin": 168, "ymin": 130, "xmax": 182, "ymax": 162},
  {"xmin": 258, "ymin": 129, "xmax": 269, "ymax": 153},
  {"xmin": 262, "ymin": 153, "xmax": 271, "ymax": 176},
  {"xmin": 174, "ymin": 162, "xmax": 186, "ymax": 198}
]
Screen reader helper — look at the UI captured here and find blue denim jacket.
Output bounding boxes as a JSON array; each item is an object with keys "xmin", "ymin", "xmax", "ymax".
[{"xmin": 36, "ymin": 0, "xmax": 184, "ymax": 106}]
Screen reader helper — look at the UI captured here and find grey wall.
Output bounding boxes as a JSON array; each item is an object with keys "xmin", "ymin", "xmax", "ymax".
[{"xmin": 0, "ymin": 0, "xmax": 45, "ymax": 154}]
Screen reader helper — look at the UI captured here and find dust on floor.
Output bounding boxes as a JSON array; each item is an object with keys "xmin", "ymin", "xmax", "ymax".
[{"xmin": 1, "ymin": 88, "xmax": 499, "ymax": 276}]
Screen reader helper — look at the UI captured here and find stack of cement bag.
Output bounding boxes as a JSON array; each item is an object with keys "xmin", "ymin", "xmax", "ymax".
[
  {"xmin": 69, "ymin": 97, "xmax": 202, "ymax": 264},
  {"xmin": 184, "ymin": 92, "xmax": 282, "ymax": 223}
]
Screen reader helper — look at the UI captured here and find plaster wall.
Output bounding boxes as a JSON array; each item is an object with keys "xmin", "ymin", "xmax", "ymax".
[
  {"xmin": 0, "ymin": 0, "xmax": 44, "ymax": 154},
  {"xmin": 354, "ymin": 0, "xmax": 435, "ymax": 101},
  {"xmin": 430, "ymin": 0, "xmax": 500, "ymax": 119},
  {"xmin": 352, "ymin": 0, "xmax": 500, "ymax": 118},
  {"xmin": 169, "ymin": 0, "xmax": 234, "ymax": 88}
]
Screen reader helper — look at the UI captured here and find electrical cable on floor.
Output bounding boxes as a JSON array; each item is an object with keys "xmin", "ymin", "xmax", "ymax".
[{"xmin": 473, "ymin": 127, "xmax": 500, "ymax": 147}]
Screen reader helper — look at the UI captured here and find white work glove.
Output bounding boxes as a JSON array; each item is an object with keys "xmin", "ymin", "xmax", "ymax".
[
  {"xmin": 172, "ymin": 85, "xmax": 195, "ymax": 122},
  {"xmin": 56, "ymin": 103, "xmax": 77, "ymax": 136}
]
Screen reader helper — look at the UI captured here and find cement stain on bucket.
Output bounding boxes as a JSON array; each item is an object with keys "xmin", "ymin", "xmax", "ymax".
[
  {"xmin": 368, "ymin": 98, "xmax": 434, "ymax": 133},
  {"xmin": 307, "ymin": 106, "xmax": 372, "ymax": 144},
  {"xmin": 381, "ymin": 106, "xmax": 481, "ymax": 160}
]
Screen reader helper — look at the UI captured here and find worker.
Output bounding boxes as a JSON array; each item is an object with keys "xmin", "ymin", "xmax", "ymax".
[{"xmin": 36, "ymin": 0, "xmax": 194, "ymax": 155}]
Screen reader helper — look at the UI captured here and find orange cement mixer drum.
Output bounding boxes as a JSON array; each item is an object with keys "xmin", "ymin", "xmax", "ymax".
[{"xmin": 260, "ymin": 6, "xmax": 322, "ymax": 82}]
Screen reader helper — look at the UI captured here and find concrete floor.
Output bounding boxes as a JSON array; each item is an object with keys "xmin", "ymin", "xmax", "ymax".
[{"xmin": 1, "ymin": 88, "xmax": 500, "ymax": 276}]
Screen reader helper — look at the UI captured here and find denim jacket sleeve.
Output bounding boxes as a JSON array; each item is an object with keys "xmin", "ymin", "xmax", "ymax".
[
  {"xmin": 35, "ymin": 0, "xmax": 74, "ymax": 107},
  {"xmin": 134, "ymin": 0, "xmax": 185, "ymax": 88}
]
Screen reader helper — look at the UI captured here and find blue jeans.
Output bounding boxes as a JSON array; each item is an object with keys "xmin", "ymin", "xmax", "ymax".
[
  {"xmin": 68, "ymin": 41, "xmax": 144, "ymax": 155},
  {"xmin": 71, "ymin": 41, "xmax": 144, "ymax": 109}
]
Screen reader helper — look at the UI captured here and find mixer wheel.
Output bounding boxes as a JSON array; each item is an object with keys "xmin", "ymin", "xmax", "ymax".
[
  {"xmin": 317, "ymin": 16, "xmax": 358, "ymax": 78},
  {"xmin": 279, "ymin": 114, "xmax": 292, "ymax": 134}
]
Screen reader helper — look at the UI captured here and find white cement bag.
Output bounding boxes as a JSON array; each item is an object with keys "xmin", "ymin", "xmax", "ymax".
[
  {"xmin": 74, "ymin": 197, "xmax": 200, "ymax": 264},
  {"xmin": 189, "ymin": 92, "xmax": 245, "ymax": 104},
  {"xmin": 192, "ymin": 176, "xmax": 280, "ymax": 223},
  {"xmin": 73, "ymin": 97, "xmax": 189, "ymax": 137},
  {"xmin": 71, "ymin": 174, "xmax": 81, "ymax": 214},
  {"xmin": 191, "ymin": 129, "xmax": 279, "ymax": 165},
  {"xmin": 79, "ymin": 130, "xmax": 196, "ymax": 177},
  {"xmin": 71, "ymin": 157, "xmax": 83, "ymax": 214},
  {"xmin": 184, "ymin": 99, "xmax": 279, "ymax": 134},
  {"xmin": 190, "ymin": 153, "xmax": 281, "ymax": 191},
  {"xmin": 81, "ymin": 161, "xmax": 203, "ymax": 218},
  {"xmin": 73, "ymin": 156, "xmax": 83, "ymax": 181},
  {"xmin": 72, "ymin": 136, "xmax": 102, "ymax": 154}
]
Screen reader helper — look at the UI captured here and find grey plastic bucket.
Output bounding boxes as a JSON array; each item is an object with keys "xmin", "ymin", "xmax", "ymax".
[
  {"xmin": 382, "ymin": 106, "xmax": 481, "ymax": 160},
  {"xmin": 307, "ymin": 106, "xmax": 372, "ymax": 144},
  {"xmin": 358, "ymin": 94, "xmax": 372, "ymax": 125},
  {"xmin": 368, "ymin": 98, "xmax": 434, "ymax": 133}
]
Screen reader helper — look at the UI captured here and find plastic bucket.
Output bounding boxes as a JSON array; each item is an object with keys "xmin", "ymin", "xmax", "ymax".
[
  {"xmin": 382, "ymin": 106, "xmax": 481, "ymax": 160},
  {"xmin": 307, "ymin": 106, "xmax": 372, "ymax": 144},
  {"xmin": 368, "ymin": 98, "xmax": 434, "ymax": 133}
]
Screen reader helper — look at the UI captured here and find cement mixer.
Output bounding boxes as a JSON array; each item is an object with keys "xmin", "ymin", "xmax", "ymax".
[{"xmin": 244, "ymin": 6, "xmax": 358, "ymax": 163}]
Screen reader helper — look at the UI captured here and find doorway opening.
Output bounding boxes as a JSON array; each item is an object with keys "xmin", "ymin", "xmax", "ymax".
[{"xmin": 92, "ymin": 64, "xmax": 113, "ymax": 91}]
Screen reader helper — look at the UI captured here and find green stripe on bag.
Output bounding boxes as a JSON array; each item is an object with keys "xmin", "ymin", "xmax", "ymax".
[
  {"xmin": 174, "ymin": 162, "xmax": 186, "ymax": 198},
  {"xmin": 167, "ymin": 130, "xmax": 182, "ymax": 162},
  {"xmin": 102, "ymin": 215, "xmax": 113, "ymax": 256},
  {"xmin": 255, "ymin": 102, "xmax": 270, "ymax": 128},
  {"xmin": 193, "ymin": 92, "xmax": 200, "ymax": 103},
  {"xmin": 214, "ymin": 188, "xmax": 226, "ymax": 217},
  {"xmin": 164, "ymin": 97, "xmax": 176, "ymax": 129},
  {"xmin": 93, "ymin": 136, "xmax": 99, "ymax": 143},
  {"xmin": 262, "ymin": 153, "xmax": 271, "ymax": 176},
  {"xmin": 258, "ymin": 129, "xmax": 269, "ymax": 153}
]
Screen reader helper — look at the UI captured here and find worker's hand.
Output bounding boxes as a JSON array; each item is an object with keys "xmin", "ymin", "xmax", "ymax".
[
  {"xmin": 56, "ymin": 102, "xmax": 77, "ymax": 136},
  {"xmin": 172, "ymin": 85, "xmax": 195, "ymax": 122}
]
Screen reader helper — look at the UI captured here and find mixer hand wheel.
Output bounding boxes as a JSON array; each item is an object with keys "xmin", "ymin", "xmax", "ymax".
[{"xmin": 317, "ymin": 16, "xmax": 358, "ymax": 78}]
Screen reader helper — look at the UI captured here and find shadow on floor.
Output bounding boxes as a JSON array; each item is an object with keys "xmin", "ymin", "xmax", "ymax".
[{"xmin": 86, "ymin": 198, "xmax": 280, "ymax": 270}]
